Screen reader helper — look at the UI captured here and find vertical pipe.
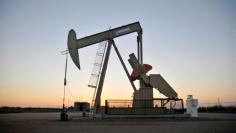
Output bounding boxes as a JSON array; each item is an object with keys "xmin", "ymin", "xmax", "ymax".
[
  {"xmin": 62, "ymin": 53, "xmax": 68, "ymax": 113},
  {"xmin": 138, "ymin": 30, "xmax": 144, "ymax": 87},
  {"xmin": 137, "ymin": 36, "xmax": 140, "ymax": 64},
  {"xmin": 181, "ymin": 99, "xmax": 184, "ymax": 113},
  {"xmin": 161, "ymin": 100, "xmax": 163, "ymax": 108},
  {"xmin": 139, "ymin": 29, "xmax": 143, "ymax": 65},
  {"xmin": 105, "ymin": 100, "xmax": 108, "ymax": 114}
]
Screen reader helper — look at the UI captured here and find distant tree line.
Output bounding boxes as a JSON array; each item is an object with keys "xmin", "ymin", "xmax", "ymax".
[
  {"xmin": 198, "ymin": 105, "xmax": 236, "ymax": 113},
  {"xmin": 1, "ymin": 105, "xmax": 236, "ymax": 113},
  {"xmin": 0, "ymin": 106, "xmax": 61, "ymax": 113}
]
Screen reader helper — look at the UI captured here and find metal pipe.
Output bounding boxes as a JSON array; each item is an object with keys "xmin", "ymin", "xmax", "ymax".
[
  {"xmin": 137, "ymin": 35, "xmax": 140, "ymax": 64},
  {"xmin": 138, "ymin": 30, "xmax": 145, "ymax": 87},
  {"xmin": 139, "ymin": 29, "xmax": 143, "ymax": 65}
]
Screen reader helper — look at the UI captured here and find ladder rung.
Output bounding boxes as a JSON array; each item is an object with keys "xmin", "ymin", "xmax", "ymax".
[
  {"xmin": 88, "ymin": 85, "xmax": 97, "ymax": 88},
  {"xmin": 94, "ymin": 63, "xmax": 102, "ymax": 66},
  {"xmin": 96, "ymin": 53, "xmax": 104, "ymax": 56},
  {"xmin": 91, "ymin": 74, "xmax": 99, "ymax": 77},
  {"xmin": 88, "ymin": 41, "xmax": 108, "ymax": 106}
]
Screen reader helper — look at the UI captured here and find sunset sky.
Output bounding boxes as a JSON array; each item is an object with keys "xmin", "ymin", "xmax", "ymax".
[{"xmin": 0, "ymin": 0, "xmax": 235, "ymax": 107}]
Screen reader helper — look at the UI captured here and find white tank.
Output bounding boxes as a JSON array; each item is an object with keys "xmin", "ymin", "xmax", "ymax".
[{"xmin": 186, "ymin": 95, "xmax": 198, "ymax": 117}]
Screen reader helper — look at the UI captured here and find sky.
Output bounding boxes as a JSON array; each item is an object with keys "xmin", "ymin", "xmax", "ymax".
[{"xmin": 0, "ymin": 0, "xmax": 236, "ymax": 107}]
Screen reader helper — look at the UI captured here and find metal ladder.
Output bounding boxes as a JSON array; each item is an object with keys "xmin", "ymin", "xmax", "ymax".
[{"xmin": 88, "ymin": 41, "xmax": 107, "ymax": 109}]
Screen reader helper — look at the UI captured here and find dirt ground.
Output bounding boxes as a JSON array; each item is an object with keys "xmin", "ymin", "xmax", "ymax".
[{"xmin": 0, "ymin": 112, "xmax": 236, "ymax": 133}]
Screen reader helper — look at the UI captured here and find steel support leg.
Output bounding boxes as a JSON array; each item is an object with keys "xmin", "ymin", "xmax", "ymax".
[
  {"xmin": 111, "ymin": 40, "xmax": 137, "ymax": 92},
  {"xmin": 93, "ymin": 40, "xmax": 112, "ymax": 114}
]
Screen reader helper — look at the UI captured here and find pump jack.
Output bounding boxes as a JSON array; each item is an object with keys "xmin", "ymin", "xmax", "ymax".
[{"xmin": 67, "ymin": 22, "xmax": 178, "ymax": 114}]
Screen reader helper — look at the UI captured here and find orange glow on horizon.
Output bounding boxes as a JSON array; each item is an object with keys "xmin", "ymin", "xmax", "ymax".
[{"xmin": 1, "ymin": 84, "xmax": 236, "ymax": 107}]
